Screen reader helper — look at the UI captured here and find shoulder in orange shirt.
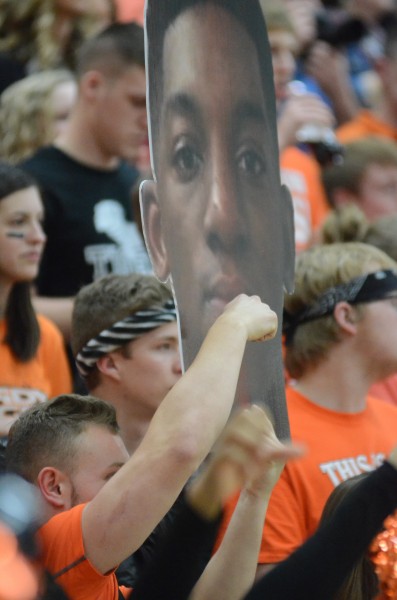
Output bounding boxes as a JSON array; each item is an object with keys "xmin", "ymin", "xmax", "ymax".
[{"xmin": 280, "ymin": 146, "xmax": 330, "ymax": 252}]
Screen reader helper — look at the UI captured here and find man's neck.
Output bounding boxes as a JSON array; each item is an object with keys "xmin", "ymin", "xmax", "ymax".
[
  {"xmin": 91, "ymin": 384, "xmax": 154, "ymax": 455},
  {"xmin": 292, "ymin": 344, "xmax": 374, "ymax": 414},
  {"xmin": 39, "ymin": 499, "xmax": 68, "ymax": 527},
  {"xmin": 55, "ymin": 112, "xmax": 120, "ymax": 170},
  {"xmin": 119, "ymin": 417, "xmax": 151, "ymax": 456}
]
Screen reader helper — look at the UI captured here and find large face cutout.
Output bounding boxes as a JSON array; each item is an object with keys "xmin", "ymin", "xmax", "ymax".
[{"xmin": 141, "ymin": 0, "xmax": 295, "ymax": 438}]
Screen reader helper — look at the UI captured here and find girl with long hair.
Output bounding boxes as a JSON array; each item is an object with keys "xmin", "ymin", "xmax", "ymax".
[{"xmin": 0, "ymin": 161, "xmax": 71, "ymax": 437}]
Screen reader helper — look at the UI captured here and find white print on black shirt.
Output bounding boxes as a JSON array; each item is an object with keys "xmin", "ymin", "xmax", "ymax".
[
  {"xmin": 320, "ymin": 453, "xmax": 386, "ymax": 487},
  {"xmin": 84, "ymin": 199, "xmax": 152, "ymax": 279}
]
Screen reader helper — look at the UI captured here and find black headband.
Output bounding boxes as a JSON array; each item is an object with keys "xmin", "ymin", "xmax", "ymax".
[{"xmin": 283, "ymin": 269, "xmax": 397, "ymax": 344}]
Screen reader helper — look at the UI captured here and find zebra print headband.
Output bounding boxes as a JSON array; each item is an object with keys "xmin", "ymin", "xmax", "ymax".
[{"xmin": 76, "ymin": 300, "xmax": 177, "ymax": 377}]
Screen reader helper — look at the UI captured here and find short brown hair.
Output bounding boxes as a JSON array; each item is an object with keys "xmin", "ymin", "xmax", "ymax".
[
  {"xmin": 76, "ymin": 21, "xmax": 145, "ymax": 80},
  {"xmin": 285, "ymin": 242, "xmax": 397, "ymax": 378},
  {"xmin": 322, "ymin": 137, "xmax": 397, "ymax": 207},
  {"xmin": 71, "ymin": 274, "xmax": 174, "ymax": 389},
  {"xmin": 6, "ymin": 394, "xmax": 119, "ymax": 483}
]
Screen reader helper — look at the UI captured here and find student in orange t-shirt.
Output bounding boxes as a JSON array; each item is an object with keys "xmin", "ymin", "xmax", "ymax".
[
  {"xmin": 281, "ymin": 146, "xmax": 330, "ymax": 252},
  {"xmin": 0, "ymin": 162, "xmax": 71, "ymax": 438},
  {"xmin": 318, "ymin": 201, "xmax": 397, "ymax": 408},
  {"xmin": 217, "ymin": 242, "xmax": 397, "ymax": 578}
]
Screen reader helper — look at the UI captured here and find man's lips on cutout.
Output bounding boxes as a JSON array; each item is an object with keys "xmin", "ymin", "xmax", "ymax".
[{"xmin": 204, "ymin": 275, "xmax": 248, "ymax": 311}]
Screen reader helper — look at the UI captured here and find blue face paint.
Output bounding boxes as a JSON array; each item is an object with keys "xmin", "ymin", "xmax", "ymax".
[{"xmin": 6, "ymin": 232, "xmax": 25, "ymax": 239}]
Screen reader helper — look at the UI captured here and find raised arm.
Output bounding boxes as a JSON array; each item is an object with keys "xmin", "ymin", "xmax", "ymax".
[
  {"xmin": 82, "ymin": 295, "xmax": 278, "ymax": 574},
  {"xmin": 244, "ymin": 452, "xmax": 397, "ymax": 600},
  {"xmin": 132, "ymin": 405, "xmax": 302, "ymax": 600},
  {"xmin": 189, "ymin": 406, "xmax": 302, "ymax": 600}
]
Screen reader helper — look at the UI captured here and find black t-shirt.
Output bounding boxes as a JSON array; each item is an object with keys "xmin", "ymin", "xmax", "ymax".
[
  {"xmin": 21, "ymin": 146, "xmax": 151, "ymax": 297},
  {"xmin": 0, "ymin": 52, "xmax": 26, "ymax": 94}
]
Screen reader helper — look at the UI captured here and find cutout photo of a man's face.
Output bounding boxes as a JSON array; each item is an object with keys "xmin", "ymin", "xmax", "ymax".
[{"xmin": 141, "ymin": 0, "xmax": 295, "ymax": 438}]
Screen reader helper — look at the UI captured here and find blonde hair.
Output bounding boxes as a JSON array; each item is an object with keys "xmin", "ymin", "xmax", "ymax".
[
  {"xmin": 285, "ymin": 242, "xmax": 397, "ymax": 378},
  {"xmin": 321, "ymin": 204, "xmax": 397, "ymax": 263},
  {"xmin": 260, "ymin": 1, "xmax": 295, "ymax": 35},
  {"xmin": 0, "ymin": 0, "xmax": 114, "ymax": 72},
  {"xmin": 0, "ymin": 69, "xmax": 76, "ymax": 164},
  {"xmin": 321, "ymin": 204, "xmax": 370, "ymax": 245}
]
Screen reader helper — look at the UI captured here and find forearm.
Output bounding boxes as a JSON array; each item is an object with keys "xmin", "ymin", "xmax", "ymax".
[
  {"xmin": 84, "ymin": 312, "xmax": 252, "ymax": 572},
  {"xmin": 190, "ymin": 490, "xmax": 271, "ymax": 600},
  {"xmin": 322, "ymin": 74, "xmax": 359, "ymax": 125},
  {"xmin": 244, "ymin": 461, "xmax": 397, "ymax": 600}
]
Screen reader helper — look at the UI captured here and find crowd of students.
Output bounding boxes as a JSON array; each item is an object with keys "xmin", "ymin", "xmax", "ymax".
[{"xmin": 1, "ymin": 0, "xmax": 397, "ymax": 599}]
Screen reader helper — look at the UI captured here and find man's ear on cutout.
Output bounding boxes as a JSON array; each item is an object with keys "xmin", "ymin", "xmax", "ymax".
[
  {"xmin": 37, "ymin": 467, "xmax": 70, "ymax": 510},
  {"xmin": 96, "ymin": 353, "xmax": 121, "ymax": 383},
  {"xmin": 281, "ymin": 184, "xmax": 295, "ymax": 294},
  {"xmin": 140, "ymin": 179, "xmax": 170, "ymax": 283}
]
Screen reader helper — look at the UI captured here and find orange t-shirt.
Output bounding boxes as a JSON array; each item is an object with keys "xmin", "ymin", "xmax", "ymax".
[
  {"xmin": 280, "ymin": 146, "xmax": 330, "ymax": 253},
  {"xmin": 0, "ymin": 315, "xmax": 72, "ymax": 432},
  {"xmin": 115, "ymin": 0, "xmax": 145, "ymax": 24},
  {"xmin": 337, "ymin": 110, "xmax": 397, "ymax": 143},
  {"xmin": 38, "ymin": 504, "xmax": 119, "ymax": 600},
  {"xmin": 369, "ymin": 374, "xmax": 397, "ymax": 407},
  {"xmin": 216, "ymin": 386, "xmax": 397, "ymax": 564}
]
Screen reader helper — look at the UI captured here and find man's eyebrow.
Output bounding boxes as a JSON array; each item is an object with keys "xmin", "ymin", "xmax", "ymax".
[
  {"xmin": 163, "ymin": 92, "xmax": 203, "ymax": 128},
  {"xmin": 233, "ymin": 100, "xmax": 266, "ymax": 126}
]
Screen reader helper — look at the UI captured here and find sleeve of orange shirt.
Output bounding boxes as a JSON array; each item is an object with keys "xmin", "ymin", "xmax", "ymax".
[
  {"xmin": 336, "ymin": 110, "xmax": 397, "ymax": 144},
  {"xmin": 37, "ymin": 315, "xmax": 72, "ymax": 397},
  {"xmin": 115, "ymin": 0, "xmax": 145, "ymax": 24},
  {"xmin": 214, "ymin": 464, "xmax": 309, "ymax": 566},
  {"xmin": 38, "ymin": 504, "xmax": 119, "ymax": 600},
  {"xmin": 257, "ymin": 464, "xmax": 310, "ymax": 564},
  {"xmin": 280, "ymin": 147, "xmax": 330, "ymax": 253}
]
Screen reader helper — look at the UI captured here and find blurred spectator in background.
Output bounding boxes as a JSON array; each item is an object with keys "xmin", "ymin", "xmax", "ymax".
[
  {"xmin": 280, "ymin": 0, "xmax": 397, "ymax": 122},
  {"xmin": 21, "ymin": 22, "xmax": 151, "ymax": 344},
  {"xmin": 322, "ymin": 136, "xmax": 397, "ymax": 220},
  {"xmin": 0, "ymin": 0, "xmax": 115, "ymax": 94},
  {"xmin": 263, "ymin": 3, "xmax": 333, "ymax": 252},
  {"xmin": 277, "ymin": 0, "xmax": 361, "ymax": 124},
  {"xmin": 337, "ymin": 13, "xmax": 397, "ymax": 143},
  {"xmin": 0, "ymin": 70, "xmax": 77, "ymax": 165}
]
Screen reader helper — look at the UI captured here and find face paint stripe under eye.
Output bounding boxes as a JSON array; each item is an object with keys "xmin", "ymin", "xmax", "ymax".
[{"xmin": 6, "ymin": 232, "xmax": 25, "ymax": 239}]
